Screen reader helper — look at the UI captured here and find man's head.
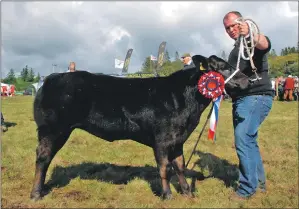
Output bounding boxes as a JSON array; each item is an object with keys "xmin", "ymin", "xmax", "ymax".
[
  {"xmin": 69, "ymin": 62, "xmax": 76, "ymax": 72},
  {"xmin": 223, "ymin": 11, "xmax": 242, "ymax": 40},
  {"xmin": 181, "ymin": 53, "xmax": 192, "ymax": 65}
]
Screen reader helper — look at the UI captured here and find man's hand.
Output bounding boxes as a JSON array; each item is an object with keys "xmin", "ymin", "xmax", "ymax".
[
  {"xmin": 238, "ymin": 22, "xmax": 249, "ymax": 37},
  {"xmin": 238, "ymin": 21, "xmax": 269, "ymax": 51}
]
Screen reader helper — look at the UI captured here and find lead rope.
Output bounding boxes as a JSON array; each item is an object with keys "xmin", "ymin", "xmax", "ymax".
[{"xmin": 185, "ymin": 104, "xmax": 214, "ymax": 168}]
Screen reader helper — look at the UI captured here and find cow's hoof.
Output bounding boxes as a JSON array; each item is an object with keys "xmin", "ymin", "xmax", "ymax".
[
  {"xmin": 181, "ymin": 188, "xmax": 194, "ymax": 198},
  {"xmin": 30, "ymin": 192, "xmax": 43, "ymax": 201},
  {"xmin": 183, "ymin": 191, "xmax": 195, "ymax": 198},
  {"xmin": 161, "ymin": 192, "xmax": 172, "ymax": 200}
]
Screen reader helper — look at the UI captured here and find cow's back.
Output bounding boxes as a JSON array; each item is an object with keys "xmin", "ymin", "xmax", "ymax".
[{"xmin": 33, "ymin": 69, "xmax": 208, "ymax": 145}]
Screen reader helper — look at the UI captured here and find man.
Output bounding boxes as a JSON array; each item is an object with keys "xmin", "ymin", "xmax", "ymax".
[
  {"xmin": 283, "ymin": 75, "xmax": 295, "ymax": 101},
  {"xmin": 294, "ymin": 76, "xmax": 299, "ymax": 101},
  {"xmin": 66, "ymin": 62, "xmax": 76, "ymax": 72},
  {"xmin": 181, "ymin": 53, "xmax": 195, "ymax": 70},
  {"xmin": 223, "ymin": 11, "xmax": 274, "ymax": 200},
  {"xmin": 37, "ymin": 76, "xmax": 45, "ymax": 91}
]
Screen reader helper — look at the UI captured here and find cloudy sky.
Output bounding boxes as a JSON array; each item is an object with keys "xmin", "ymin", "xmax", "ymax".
[{"xmin": 1, "ymin": 1, "xmax": 298, "ymax": 77}]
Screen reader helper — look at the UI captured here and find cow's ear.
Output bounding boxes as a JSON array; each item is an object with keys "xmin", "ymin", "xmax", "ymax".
[
  {"xmin": 192, "ymin": 55, "xmax": 209, "ymax": 71},
  {"xmin": 208, "ymin": 55, "xmax": 227, "ymax": 70}
]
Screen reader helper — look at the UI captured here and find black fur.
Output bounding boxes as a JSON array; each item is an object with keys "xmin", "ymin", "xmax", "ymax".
[{"xmin": 30, "ymin": 54, "xmax": 239, "ymax": 201}]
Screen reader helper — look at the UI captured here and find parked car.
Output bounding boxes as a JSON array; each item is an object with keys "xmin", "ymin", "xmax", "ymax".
[{"xmin": 23, "ymin": 87, "xmax": 33, "ymax": 95}]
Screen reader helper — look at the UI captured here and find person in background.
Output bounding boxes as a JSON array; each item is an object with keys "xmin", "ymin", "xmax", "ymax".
[
  {"xmin": 283, "ymin": 75, "xmax": 295, "ymax": 101},
  {"xmin": 223, "ymin": 11, "xmax": 274, "ymax": 200},
  {"xmin": 181, "ymin": 53, "xmax": 195, "ymax": 70},
  {"xmin": 67, "ymin": 62, "xmax": 76, "ymax": 72},
  {"xmin": 293, "ymin": 76, "xmax": 299, "ymax": 101},
  {"xmin": 37, "ymin": 76, "xmax": 45, "ymax": 91}
]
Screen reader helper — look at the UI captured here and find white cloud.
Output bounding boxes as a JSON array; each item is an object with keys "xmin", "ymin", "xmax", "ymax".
[{"xmin": 1, "ymin": 1, "xmax": 298, "ymax": 77}]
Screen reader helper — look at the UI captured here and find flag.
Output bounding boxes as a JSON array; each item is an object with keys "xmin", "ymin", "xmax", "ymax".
[
  {"xmin": 122, "ymin": 48, "xmax": 133, "ymax": 73},
  {"xmin": 156, "ymin": 41, "xmax": 166, "ymax": 71},
  {"xmin": 208, "ymin": 95, "xmax": 223, "ymax": 142},
  {"xmin": 115, "ymin": 59, "xmax": 124, "ymax": 69},
  {"xmin": 150, "ymin": 55, "xmax": 157, "ymax": 61}
]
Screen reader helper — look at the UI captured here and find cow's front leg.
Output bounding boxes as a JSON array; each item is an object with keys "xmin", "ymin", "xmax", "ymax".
[
  {"xmin": 172, "ymin": 152, "xmax": 193, "ymax": 197},
  {"xmin": 154, "ymin": 148, "xmax": 172, "ymax": 200}
]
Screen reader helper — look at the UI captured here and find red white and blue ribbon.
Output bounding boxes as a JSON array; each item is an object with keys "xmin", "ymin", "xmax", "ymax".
[
  {"xmin": 197, "ymin": 72, "xmax": 225, "ymax": 99},
  {"xmin": 208, "ymin": 95, "xmax": 223, "ymax": 142},
  {"xmin": 197, "ymin": 71, "xmax": 225, "ymax": 142}
]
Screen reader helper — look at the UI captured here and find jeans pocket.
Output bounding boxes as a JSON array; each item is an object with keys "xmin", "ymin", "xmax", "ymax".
[
  {"xmin": 260, "ymin": 96, "xmax": 273, "ymax": 123},
  {"xmin": 262, "ymin": 96, "xmax": 273, "ymax": 109}
]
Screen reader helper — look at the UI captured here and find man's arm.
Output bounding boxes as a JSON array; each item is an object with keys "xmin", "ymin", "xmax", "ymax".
[
  {"xmin": 253, "ymin": 34, "xmax": 270, "ymax": 51},
  {"xmin": 240, "ymin": 22, "xmax": 270, "ymax": 51}
]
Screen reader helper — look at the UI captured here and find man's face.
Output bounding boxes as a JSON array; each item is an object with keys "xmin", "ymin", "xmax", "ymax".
[
  {"xmin": 69, "ymin": 63, "xmax": 75, "ymax": 72},
  {"xmin": 181, "ymin": 56, "xmax": 191, "ymax": 65},
  {"xmin": 223, "ymin": 13, "xmax": 240, "ymax": 40}
]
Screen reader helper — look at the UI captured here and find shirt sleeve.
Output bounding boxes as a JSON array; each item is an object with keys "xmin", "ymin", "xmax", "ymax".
[{"xmin": 255, "ymin": 36, "xmax": 271, "ymax": 55}]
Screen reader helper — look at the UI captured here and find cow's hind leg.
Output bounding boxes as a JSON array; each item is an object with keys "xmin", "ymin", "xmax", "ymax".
[
  {"xmin": 154, "ymin": 148, "xmax": 173, "ymax": 200},
  {"xmin": 171, "ymin": 145, "xmax": 193, "ymax": 197},
  {"xmin": 30, "ymin": 127, "xmax": 71, "ymax": 201}
]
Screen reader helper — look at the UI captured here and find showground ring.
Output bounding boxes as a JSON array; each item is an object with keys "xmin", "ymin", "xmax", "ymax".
[{"xmin": 1, "ymin": 95, "xmax": 298, "ymax": 208}]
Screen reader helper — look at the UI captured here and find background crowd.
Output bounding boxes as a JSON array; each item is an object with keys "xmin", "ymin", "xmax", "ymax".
[{"xmin": 274, "ymin": 75, "xmax": 298, "ymax": 101}]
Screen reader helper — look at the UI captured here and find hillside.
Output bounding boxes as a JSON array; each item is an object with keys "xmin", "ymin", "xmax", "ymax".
[
  {"xmin": 132, "ymin": 52, "xmax": 299, "ymax": 78},
  {"xmin": 2, "ymin": 53, "xmax": 298, "ymax": 90},
  {"xmin": 268, "ymin": 53, "xmax": 298, "ymax": 77}
]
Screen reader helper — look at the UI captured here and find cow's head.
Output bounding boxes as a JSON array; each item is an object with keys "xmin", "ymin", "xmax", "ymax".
[{"xmin": 192, "ymin": 55, "xmax": 250, "ymax": 96}]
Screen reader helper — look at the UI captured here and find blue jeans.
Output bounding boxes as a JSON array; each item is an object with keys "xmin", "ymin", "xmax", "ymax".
[{"xmin": 232, "ymin": 95, "xmax": 273, "ymax": 197}]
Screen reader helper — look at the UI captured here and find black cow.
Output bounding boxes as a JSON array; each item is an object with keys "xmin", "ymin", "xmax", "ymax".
[{"xmin": 30, "ymin": 55, "xmax": 242, "ymax": 201}]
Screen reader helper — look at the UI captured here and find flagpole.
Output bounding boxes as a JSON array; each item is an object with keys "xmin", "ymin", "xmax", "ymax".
[{"xmin": 150, "ymin": 56, "xmax": 152, "ymax": 73}]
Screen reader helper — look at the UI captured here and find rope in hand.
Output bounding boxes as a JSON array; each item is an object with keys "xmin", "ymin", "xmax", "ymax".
[{"xmin": 224, "ymin": 17, "xmax": 261, "ymax": 84}]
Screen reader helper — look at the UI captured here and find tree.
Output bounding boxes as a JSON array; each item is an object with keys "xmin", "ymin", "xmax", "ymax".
[
  {"xmin": 21, "ymin": 65, "xmax": 29, "ymax": 81},
  {"xmin": 164, "ymin": 50, "xmax": 171, "ymax": 63},
  {"xmin": 175, "ymin": 51, "xmax": 180, "ymax": 61},
  {"xmin": 290, "ymin": 47, "xmax": 296, "ymax": 53},
  {"xmin": 27, "ymin": 68, "xmax": 35, "ymax": 82},
  {"xmin": 269, "ymin": 49, "xmax": 277, "ymax": 57},
  {"xmin": 288, "ymin": 62, "xmax": 299, "ymax": 76},
  {"xmin": 141, "ymin": 56, "xmax": 153, "ymax": 73},
  {"xmin": 35, "ymin": 72, "xmax": 41, "ymax": 82},
  {"xmin": 3, "ymin": 69, "xmax": 17, "ymax": 84},
  {"xmin": 221, "ymin": 50, "xmax": 227, "ymax": 61}
]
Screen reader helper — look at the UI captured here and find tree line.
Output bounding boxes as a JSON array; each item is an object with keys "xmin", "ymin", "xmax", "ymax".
[
  {"xmin": 2, "ymin": 45, "xmax": 298, "ymax": 86},
  {"xmin": 138, "ymin": 45, "xmax": 298, "ymax": 77},
  {"xmin": 2, "ymin": 65, "xmax": 41, "ymax": 84},
  {"xmin": 138, "ymin": 50, "xmax": 184, "ymax": 75}
]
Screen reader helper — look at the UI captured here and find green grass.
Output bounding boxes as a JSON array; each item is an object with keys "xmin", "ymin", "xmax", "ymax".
[{"xmin": 1, "ymin": 96, "xmax": 298, "ymax": 208}]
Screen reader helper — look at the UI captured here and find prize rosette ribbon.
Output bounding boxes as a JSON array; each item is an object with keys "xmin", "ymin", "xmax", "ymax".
[{"xmin": 198, "ymin": 72, "xmax": 225, "ymax": 99}]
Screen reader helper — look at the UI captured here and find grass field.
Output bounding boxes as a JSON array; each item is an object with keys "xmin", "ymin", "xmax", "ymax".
[{"xmin": 1, "ymin": 96, "xmax": 298, "ymax": 208}]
